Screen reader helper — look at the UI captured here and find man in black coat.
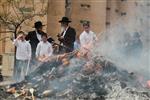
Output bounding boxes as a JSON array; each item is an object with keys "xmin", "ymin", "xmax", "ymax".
[
  {"xmin": 57, "ymin": 17, "xmax": 76, "ymax": 53},
  {"xmin": 26, "ymin": 21, "xmax": 45, "ymax": 58}
]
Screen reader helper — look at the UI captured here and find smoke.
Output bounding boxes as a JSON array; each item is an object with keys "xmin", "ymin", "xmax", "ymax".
[{"xmin": 92, "ymin": 1, "xmax": 150, "ymax": 80}]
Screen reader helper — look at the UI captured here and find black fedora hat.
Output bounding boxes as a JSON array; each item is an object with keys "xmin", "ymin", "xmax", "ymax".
[
  {"xmin": 34, "ymin": 21, "xmax": 45, "ymax": 28},
  {"xmin": 59, "ymin": 17, "xmax": 71, "ymax": 23}
]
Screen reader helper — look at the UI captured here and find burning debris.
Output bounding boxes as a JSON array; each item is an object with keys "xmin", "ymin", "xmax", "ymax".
[{"xmin": 0, "ymin": 50, "xmax": 149, "ymax": 100}]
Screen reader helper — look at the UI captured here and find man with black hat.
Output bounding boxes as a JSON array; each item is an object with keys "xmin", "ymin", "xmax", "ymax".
[
  {"xmin": 26, "ymin": 21, "xmax": 45, "ymax": 59},
  {"xmin": 57, "ymin": 16, "xmax": 76, "ymax": 53}
]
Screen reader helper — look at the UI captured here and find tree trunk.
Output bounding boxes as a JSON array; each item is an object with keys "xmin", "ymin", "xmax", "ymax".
[{"xmin": 65, "ymin": 0, "xmax": 72, "ymax": 18}]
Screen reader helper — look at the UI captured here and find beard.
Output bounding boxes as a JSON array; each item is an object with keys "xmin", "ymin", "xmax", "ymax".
[
  {"xmin": 61, "ymin": 26, "xmax": 65, "ymax": 33},
  {"xmin": 37, "ymin": 30, "xmax": 43, "ymax": 34}
]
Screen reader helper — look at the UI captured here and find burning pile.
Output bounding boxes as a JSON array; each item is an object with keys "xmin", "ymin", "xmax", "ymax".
[{"xmin": 1, "ymin": 51, "xmax": 150, "ymax": 100}]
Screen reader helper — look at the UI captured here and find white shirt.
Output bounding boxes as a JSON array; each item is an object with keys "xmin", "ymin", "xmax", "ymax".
[
  {"xmin": 13, "ymin": 39, "xmax": 31, "ymax": 60},
  {"xmin": 36, "ymin": 41, "xmax": 53, "ymax": 57},
  {"xmin": 80, "ymin": 30, "xmax": 97, "ymax": 49},
  {"xmin": 36, "ymin": 30, "xmax": 42, "ymax": 41},
  {"xmin": 62, "ymin": 27, "xmax": 69, "ymax": 37}
]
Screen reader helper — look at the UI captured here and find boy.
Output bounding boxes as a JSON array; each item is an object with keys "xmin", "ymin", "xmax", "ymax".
[
  {"xmin": 80, "ymin": 21, "xmax": 97, "ymax": 50},
  {"xmin": 79, "ymin": 21, "xmax": 97, "ymax": 59},
  {"xmin": 36, "ymin": 33, "xmax": 53, "ymax": 62},
  {"xmin": 13, "ymin": 31, "xmax": 31, "ymax": 82}
]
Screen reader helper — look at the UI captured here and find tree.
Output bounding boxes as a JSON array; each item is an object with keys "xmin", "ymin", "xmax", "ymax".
[
  {"xmin": 0, "ymin": 0, "xmax": 48, "ymax": 38},
  {"xmin": 0, "ymin": 0, "xmax": 48, "ymax": 68}
]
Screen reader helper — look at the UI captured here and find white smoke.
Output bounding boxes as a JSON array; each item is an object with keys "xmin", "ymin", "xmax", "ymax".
[{"xmin": 92, "ymin": 1, "xmax": 150, "ymax": 80}]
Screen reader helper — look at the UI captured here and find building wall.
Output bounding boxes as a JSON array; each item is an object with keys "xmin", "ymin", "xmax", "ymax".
[
  {"xmin": 107, "ymin": 0, "xmax": 147, "ymax": 32},
  {"xmin": 106, "ymin": 0, "xmax": 134, "ymax": 29},
  {"xmin": 47, "ymin": 0, "xmax": 65, "ymax": 41},
  {"xmin": 71, "ymin": 0, "xmax": 107, "ymax": 37}
]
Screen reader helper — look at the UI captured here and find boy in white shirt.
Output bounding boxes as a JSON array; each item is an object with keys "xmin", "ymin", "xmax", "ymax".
[
  {"xmin": 79, "ymin": 21, "xmax": 97, "ymax": 59},
  {"xmin": 13, "ymin": 31, "xmax": 31, "ymax": 82},
  {"xmin": 80, "ymin": 21, "xmax": 97, "ymax": 50},
  {"xmin": 36, "ymin": 33, "xmax": 53, "ymax": 62}
]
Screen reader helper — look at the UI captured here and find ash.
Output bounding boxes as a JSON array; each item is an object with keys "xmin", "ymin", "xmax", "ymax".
[{"xmin": 4, "ymin": 54, "xmax": 149, "ymax": 100}]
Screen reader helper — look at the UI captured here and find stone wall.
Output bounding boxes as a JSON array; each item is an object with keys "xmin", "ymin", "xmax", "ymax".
[
  {"xmin": 71, "ymin": 0, "xmax": 107, "ymax": 37},
  {"xmin": 47, "ymin": 0, "xmax": 65, "ymax": 41}
]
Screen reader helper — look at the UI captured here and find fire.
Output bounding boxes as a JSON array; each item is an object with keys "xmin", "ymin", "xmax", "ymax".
[{"xmin": 62, "ymin": 58, "xmax": 70, "ymax": 66}]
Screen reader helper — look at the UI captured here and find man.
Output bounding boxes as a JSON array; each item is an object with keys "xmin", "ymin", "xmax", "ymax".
[
  {"xmin": 36, "ymin": 33, "xmax": 53, "ymax": 62},
  {"xmin": 26, "ymin": 21, "xmax": 45, "ymax": 58},
  {"xmin": 57, "ymin": 17, "xmax": 76, "ymax": 53},
  {"xmin": 80, "ymin": 21, "xmax": 97, "ymax": 50},
  {"xmin": 13, "ymin": 31, "xmax": 31, "ymax": 82}
]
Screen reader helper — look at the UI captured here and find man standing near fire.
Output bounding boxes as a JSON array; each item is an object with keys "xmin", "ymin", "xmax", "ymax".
[
  {"xmin": 26, "ymin": 21, "xmax": 45, "ymax": 62},
  {"xmin": 79, "ymin": 21, "xmax": 97, "ymax": 57},
  {"xmin": 25, "ymin": 21, "xmax": 46, "ymax": 73},
  {"xmin": 13, "ymin": 31, "xmax": 31, "ymax": 82},
  {"xmin": 57, "ymin": 17, "xmax": 76, "ymax": 53}
]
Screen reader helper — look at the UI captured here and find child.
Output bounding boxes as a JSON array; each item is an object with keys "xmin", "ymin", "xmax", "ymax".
[
  {"xmin": 36, "ymin": 33, "xmax": 53, "ymax": 62},
  {"xmin": 13, "ymin": 31, "xmax": 31, "ymax": 82}
]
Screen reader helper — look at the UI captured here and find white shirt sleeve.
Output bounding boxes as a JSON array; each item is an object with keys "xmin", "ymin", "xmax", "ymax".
[
  {"xmin": 13, "ymin": 39, "xmax": 19, "ymax": 47},
  {"xmin": 27, "ymin": 43, "xmax": 32, "ymax": 59},
  {"xmin": 80, "ymin": 33, "xmax": 86, "ymax": 47},
  {"xmin": 36, "ymin": 43, "xmax": 41, "ymax": 58},
  {"xmin": 48, "ymin": 44, "xmax": 53, "ymax": 57}
]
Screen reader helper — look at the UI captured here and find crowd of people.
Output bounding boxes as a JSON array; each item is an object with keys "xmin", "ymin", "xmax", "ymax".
[
  {"xmin": 13, "ymin": 17, "xmax": 98, "ymax": 82},
  {"xmin": 13, "ymin": 16, "xmax": 144, "ymax": 83}
]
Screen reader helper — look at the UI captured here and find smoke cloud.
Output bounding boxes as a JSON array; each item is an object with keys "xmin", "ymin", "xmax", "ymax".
[{"xmin": 92, "ymin": 1, "xmax": 150, "ymax": 80}]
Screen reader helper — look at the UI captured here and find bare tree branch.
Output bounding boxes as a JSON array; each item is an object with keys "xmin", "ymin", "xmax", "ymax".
[
  {"xmin": 11, "ymin": 1, "xmax": 21, "ymax": 22},
  {"xmin": 0, "ymin": 31, "xmax": 14, "ymax": 33},
  {"xmin": 0, "ymin": 0, "xmax": 48, "ymax": 37}
]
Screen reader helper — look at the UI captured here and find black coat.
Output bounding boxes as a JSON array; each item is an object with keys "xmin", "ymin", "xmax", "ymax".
[
  {"xmin": 25, "ymin": 31, "xmax": 45, "ymax": 58},
  {"xmin": 58, "ymin": 27, "xmax": 76, "ymax": 52}
]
